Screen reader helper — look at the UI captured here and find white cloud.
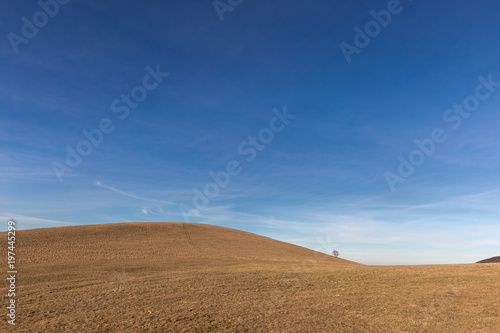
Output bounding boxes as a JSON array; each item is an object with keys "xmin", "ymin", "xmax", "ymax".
[{"xmin": 0, "ymin": 214, "xmax": 72, "ymax": 231}]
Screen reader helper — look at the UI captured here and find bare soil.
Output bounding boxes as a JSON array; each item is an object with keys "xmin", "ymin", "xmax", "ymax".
[
  {"xmin": 477, "ymin": 256, "xmax": 500, "ymax": 264},
  {"xmin": 1, "ymin": 222, "xmax": 499, "ymax": 332}
]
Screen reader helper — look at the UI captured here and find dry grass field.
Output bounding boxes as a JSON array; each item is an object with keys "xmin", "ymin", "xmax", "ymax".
[{"xmin": 1, "ymin": 222, "xmax": 499, "ymax": 332}]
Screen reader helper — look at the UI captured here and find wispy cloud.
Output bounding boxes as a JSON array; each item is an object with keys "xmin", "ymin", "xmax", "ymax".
[
  {"xmin": 94, "ymin": 181, "xmax": 178, "ymax": 219},
  {"xmin": 94, "ymin": 181, "xmax": 175, "ymax": 205},
  {"xmin": 0, "ymin": 214, "xmax": 72, "ymax": 231}
]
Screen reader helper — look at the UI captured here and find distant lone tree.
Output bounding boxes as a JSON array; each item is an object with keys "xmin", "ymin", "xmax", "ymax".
[{"xmin": 332, "ymin": 250, "xmax": 339, "ymax": 257}]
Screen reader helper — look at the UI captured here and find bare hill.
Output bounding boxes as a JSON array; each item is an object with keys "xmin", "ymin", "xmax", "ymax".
[
  {"xmin": 15, "ymin": 222, "xmax": 358, "ymax": 265},
  {"xmin": 1, "ymin": 222, "xmax": 500, "ymax": 332},
  {"xmin": 477, "ymin": 256, "xmax": 500, "ymax": 263}
]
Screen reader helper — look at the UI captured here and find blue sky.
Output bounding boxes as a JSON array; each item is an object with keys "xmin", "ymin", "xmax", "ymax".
[{"xmin": 1, "ymin": 0, "xmax": 500, "ymax": 265}]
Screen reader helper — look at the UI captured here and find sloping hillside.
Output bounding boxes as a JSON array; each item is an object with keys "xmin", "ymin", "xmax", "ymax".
[
  {"xmin": 477, "ymin": 256, "xmax": 500, "ymax": 263},
  {"xmin": 2, "ymin": 223, "xmax": 499, "ymax": 332},
  {"xmin": 15, "ymin": 222, "xmax": 358, "ymax": 265}
]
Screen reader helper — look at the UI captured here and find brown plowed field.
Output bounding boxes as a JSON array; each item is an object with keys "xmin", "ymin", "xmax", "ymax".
[
  {"xmin": 1, "ymin": 222, "xmax": 499, "ymax": 332},
  {"xmin": 477, "ymin": 256, "xmax": 500, "ymax": 264}
]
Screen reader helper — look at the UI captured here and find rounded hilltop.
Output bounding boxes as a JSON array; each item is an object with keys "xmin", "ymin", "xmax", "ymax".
[{"xmin": 13, "ymin": 222, "xmax": 360, "ymax": 265}]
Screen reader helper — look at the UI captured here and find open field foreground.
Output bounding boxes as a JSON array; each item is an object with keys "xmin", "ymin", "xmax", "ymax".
[{"xmin": 1, "ymin": 222, "xmax": 499, "ymax": 332}]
